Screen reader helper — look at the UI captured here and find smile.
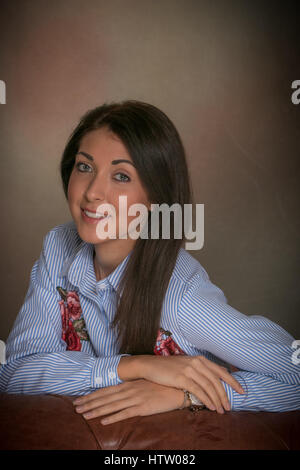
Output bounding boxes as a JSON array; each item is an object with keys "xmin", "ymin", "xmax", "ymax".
[
  {"xmin": 81, "ymin": 208, "xmax": 111, "ymax": 224},
  {"xmin": 84, "ymin": 209, "xmax": 107, "ymax": 219}
]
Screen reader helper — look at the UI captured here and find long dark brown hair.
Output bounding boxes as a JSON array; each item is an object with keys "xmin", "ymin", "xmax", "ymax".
[{"xmin": 60, "ymin": 100, "xmax": 193, "ymax": 355}]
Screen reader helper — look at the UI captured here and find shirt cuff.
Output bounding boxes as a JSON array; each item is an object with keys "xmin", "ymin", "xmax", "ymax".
[
  {"xmin": 221, "ymin": 372, "xmax": 248, "ymax": 410},
  {"xmin": 91, "ymin": 354, "xmax": 131, "ymax": 388}
]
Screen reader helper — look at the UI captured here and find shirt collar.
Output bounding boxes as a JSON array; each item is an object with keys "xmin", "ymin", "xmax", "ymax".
[
  {"xmin": 62, "ymin": 239, "xmax": 132, "ymax": 295},
  {"xmin": 105, "ymin": 250, "xmax": 132, "ymax": 293}
]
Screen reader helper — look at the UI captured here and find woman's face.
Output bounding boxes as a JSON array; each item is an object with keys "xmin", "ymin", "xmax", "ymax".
[{"xmin": 67, "ymin": 127, "xmax": 151, "ymax": 246}]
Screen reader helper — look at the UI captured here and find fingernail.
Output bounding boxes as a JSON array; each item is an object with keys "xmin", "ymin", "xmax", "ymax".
[
  {"xmin": 209, "ymin": 404, "xmax": 216, "ymax": 410},
  {"xmin": 218, "ymin": 407, "xmax": 224, "ymax": 414},
  {"xmin": 73, "ymin": 399, "xmax": 82, "ymax": 405},
  {"xmin": 83, "ymin": 412, "xmax": 92, "ymax": 419},
  {"xmin": 225, "ymin": 402, "xmax": 231, "ymax": 411},
  {"xmin": 75, "ymin": 406, "xmax": 83, "ymax": 412}
]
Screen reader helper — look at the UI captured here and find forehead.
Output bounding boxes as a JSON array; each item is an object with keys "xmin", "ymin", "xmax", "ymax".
[{"xmin": 78, "ymin": 128, "xmax": 132, "ymax": 161}]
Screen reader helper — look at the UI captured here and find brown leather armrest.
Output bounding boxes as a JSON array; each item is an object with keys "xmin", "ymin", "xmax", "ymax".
[{"xmin": 0, "ymin": 393, "xmax": 299, "ymax": 450}]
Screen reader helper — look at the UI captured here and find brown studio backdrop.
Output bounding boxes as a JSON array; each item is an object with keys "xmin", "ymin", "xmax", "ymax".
[{"xmin": 0, "ymin": 0, "xmax": 299, "ymax": 342}]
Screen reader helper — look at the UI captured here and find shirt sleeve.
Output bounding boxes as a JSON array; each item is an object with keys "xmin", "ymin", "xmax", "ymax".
[
  {"xmin": 0, "ymin": 230, "xmax": 126, "ymax": 396},
  {"xmin": 177, "ymin": 272, "xmax": 300, "ymax": 411}
]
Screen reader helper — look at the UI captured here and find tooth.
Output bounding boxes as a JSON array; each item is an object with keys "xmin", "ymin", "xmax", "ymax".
[{"xmin": 84, "ymin": 210, "xmax": 108, "ymax": 219}]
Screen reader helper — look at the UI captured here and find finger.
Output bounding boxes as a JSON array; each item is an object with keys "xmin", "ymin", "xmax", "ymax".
[
  {"xmin": 73, "ymin": 383, "xmax": 126, "ymax": 405},
  {"xmin": 202, "ymin": 374, "xmax": 231, "ymax": 411},
  {"xmin": 191, "ymin": 366, "xmax": 231, "ymax": 412},
  {"xmin": 186, "ymin": 373, "xmax": 225, "ymax": 413},
  {"xmin": 181, "ymin": 374, "xmax": 218, "ymax": 411},
  {"xmin": 101, "ymin": 407, "xmax": 138, "ymax": 425},
  {"xmin": 203, "ymin": 359, "xmax": 245, "ymax": 395},
  {"xmin": 81, "ymin": 397, "xmax": 137, "ymax": 420},
  {"xmin": 75, "ymin": 390, "xmax": 132, "ymax": 414},
  {"xmin": 182, "ymin": 361, "xmax": 225, "ymax": 411},
  {"xmin": 222, "ymin": 372, "xmax": 245, "ymax": 395}
]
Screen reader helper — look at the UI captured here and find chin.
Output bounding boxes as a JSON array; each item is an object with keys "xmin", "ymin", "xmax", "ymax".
[{"xmin": 73, "ymin": 221, "xmax": 108, "ymax": 244}]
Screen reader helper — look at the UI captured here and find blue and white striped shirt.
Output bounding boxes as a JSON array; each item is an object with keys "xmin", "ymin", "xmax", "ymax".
[{"xmin": 0, "ymin": 221, "xmax": 299, "ymax": 411}]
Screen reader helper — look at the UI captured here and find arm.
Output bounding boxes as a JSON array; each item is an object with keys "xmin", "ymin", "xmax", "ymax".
[
  {"xmin": 73, "ymin": 379, "xmax": 188, "ymax": 425},
  {"xmin": 177, "ymin": 272, "xmax": 300, "ymax": 411},
  {"xmin": 0, "ymin": 229, "xmax": 126, "ymax": 396}
]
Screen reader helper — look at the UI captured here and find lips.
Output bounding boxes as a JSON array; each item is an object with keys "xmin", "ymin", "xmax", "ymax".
[
  {"xmin": 80, "ymin": 208, "xmax": 111, "ymax": 225},
  {"xmin": 82, "ymin": 207, "xmax": 104, "ymax": 214},
  {"xmin": 81, "ymin": 208, "xmax": 108, "ymax": 217}
]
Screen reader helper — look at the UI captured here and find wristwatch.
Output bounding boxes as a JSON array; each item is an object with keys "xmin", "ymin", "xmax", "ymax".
[
  {"xmin": 180, "ymin": 390, "xmax": 206, "ymax": 412},
  {"xmin": 187, "ymin": 391, "xmax": 206, "ymax": 412}
]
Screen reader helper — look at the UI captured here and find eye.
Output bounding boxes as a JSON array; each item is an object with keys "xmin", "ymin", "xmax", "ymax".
[
  {"xmin": 114, "ymin": 172, "xmax": 131, "ymax": 182},
  {"xmin": 75, "ymin": 162, "xmax": 92, "ymax": 172}
]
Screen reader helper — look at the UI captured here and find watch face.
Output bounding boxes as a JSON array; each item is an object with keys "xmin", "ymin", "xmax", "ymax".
[
  {"xmin": 190, "ymin": 404, "xmax": 206, "ymax": 412},
  {"xmin": 189, "ymin": 392, "xmax": 204, "ymax": 406}
]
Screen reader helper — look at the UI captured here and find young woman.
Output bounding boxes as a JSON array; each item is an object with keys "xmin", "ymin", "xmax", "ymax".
[{"xmin": 0, "ymin": 100, "xmax": 299, "ymax": 426}]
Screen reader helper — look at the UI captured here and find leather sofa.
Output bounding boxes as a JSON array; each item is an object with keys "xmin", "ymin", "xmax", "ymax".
[{"xmin": 0, "ymin": 393, "xmax": 299, "ymax": 450}]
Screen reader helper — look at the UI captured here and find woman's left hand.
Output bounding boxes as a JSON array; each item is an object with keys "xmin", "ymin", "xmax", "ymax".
[{"xmin": 73, "ymin": 379, "xmax": 185, "ymax": 425}]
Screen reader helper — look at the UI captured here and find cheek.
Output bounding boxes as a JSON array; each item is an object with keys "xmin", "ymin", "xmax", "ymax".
[
  {"xmin": 67, "ymin": 173, "xmax": 83, "ymax": 202},
  {"xmin": 125, "ymin": 190, "xmax": 151, "ymax": 218},
  {"xmin": 107, "ymin": 185, "xmax": 150, "ymax": 215}
]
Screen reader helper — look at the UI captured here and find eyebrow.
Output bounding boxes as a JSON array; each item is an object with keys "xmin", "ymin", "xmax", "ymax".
[{"xmin": 77, "ymin": 151, "xmax": 135, "ymax": 167}]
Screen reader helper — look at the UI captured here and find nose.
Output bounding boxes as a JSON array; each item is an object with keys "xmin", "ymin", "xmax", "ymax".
[{"xmin": 84, "ymin": 172, "xmax": 107, "ymax": 202}]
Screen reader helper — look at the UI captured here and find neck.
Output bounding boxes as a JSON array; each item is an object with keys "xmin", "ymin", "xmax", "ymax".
[{"xmin": 93, "ymin": 238, "xmax": 135, "ymax": 281}]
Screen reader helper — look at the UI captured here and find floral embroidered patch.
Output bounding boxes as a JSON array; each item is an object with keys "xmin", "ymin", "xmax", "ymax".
[
  {"xmin": 154, "ymin": 328, "xmax": 185, "ymax": 356},
  {"xmin": 154, "ymin": 328, "xmax": 239, "ymax": 373},
  {"xmin": 57, "ymin": 287, "xmax": 90, "ymax": 351}
]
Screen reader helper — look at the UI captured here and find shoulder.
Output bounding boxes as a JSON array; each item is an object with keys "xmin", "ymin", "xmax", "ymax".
[
  {"xmin": 172, "ymin": 248, "xmax": 210, "ymax": 285},
  {"xmin": 40, "ymin": 220, "xmax": 82, "ymax": 278},
  {"xmin": 171, "ymin": 248, "xmax": 227, "ymax": 304},
  {"xmin": 161, "ymin": 248, "xmax": 228, "ymax": 347},
  {"xmin": 42, "ymin": 220, "xmax": 81, "ymax": 253}
]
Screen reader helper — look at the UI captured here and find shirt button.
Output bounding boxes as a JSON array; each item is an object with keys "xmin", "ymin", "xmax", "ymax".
[
  {"xmin": 97, "ymin": 284, "xmax": 106, "ymax": 290},
  {"xmin": 95, "ymin": 376, "xmax": 103, "ymax": 385},
  {"xmin": 108, "ymin": 371, "xmax": 116, "ymax": 380}
]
